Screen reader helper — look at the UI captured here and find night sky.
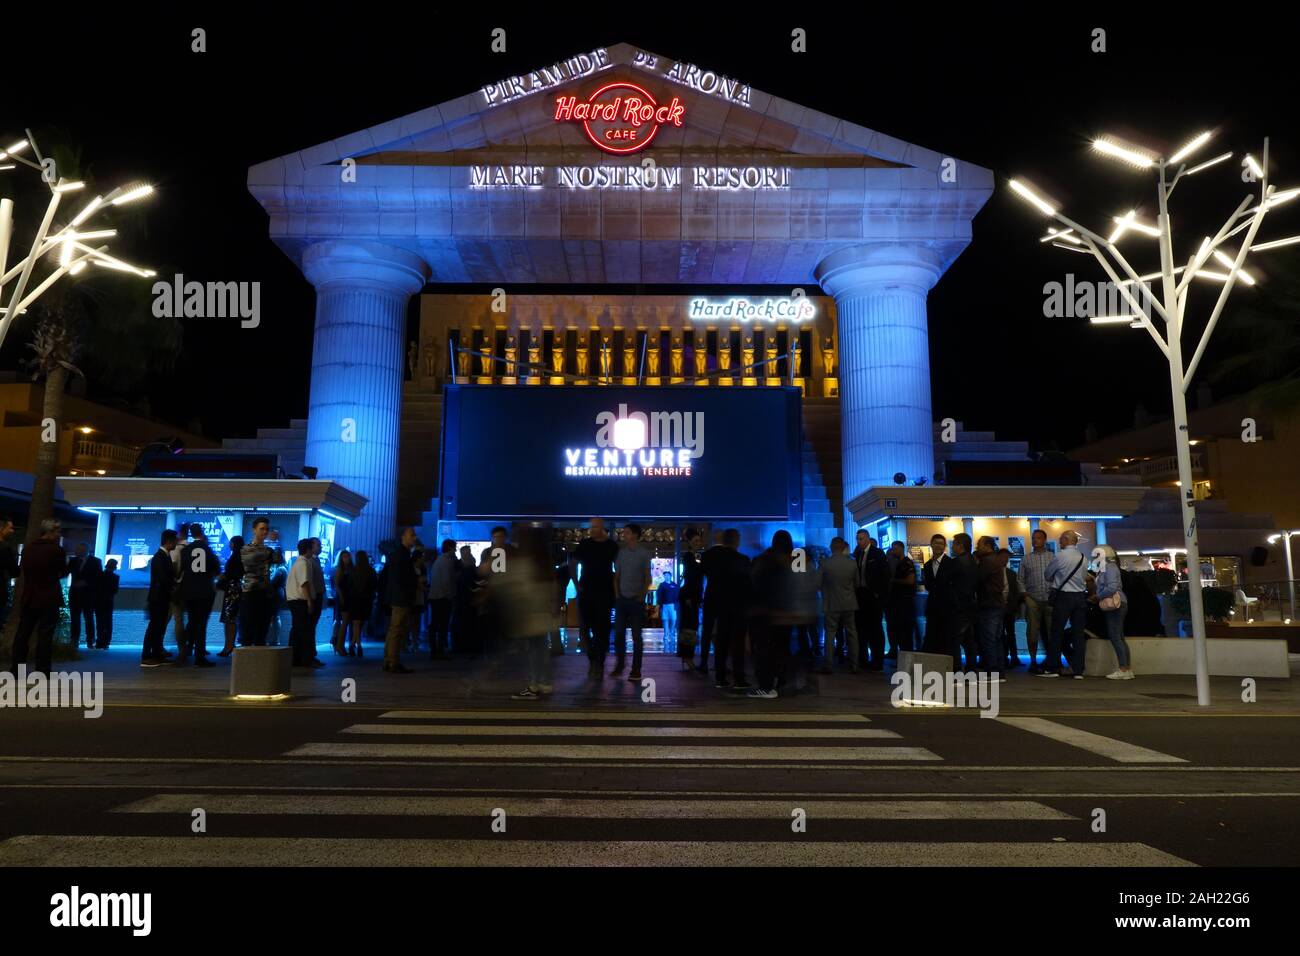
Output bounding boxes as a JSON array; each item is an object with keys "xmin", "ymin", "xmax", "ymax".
[{"xmin": 3, "ymin": 11, "xmax": 1296, "ymax": 452}]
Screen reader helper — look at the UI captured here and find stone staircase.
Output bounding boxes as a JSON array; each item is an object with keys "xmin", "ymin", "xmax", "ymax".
[
  {"xmin": 220, "ymin": 420, "xmax": 307, "ymax": 475},
  {"xmin": 800, "ymin": 396, "xmax": 843, "ymax": 549},
  {"xmin": 398, "ymin": 380, "xmax": 443, "ymax": 533}
]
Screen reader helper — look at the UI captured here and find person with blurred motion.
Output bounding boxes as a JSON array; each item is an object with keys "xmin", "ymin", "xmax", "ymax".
[
  {"xmin": 1000, "ymin": 548, "xmax": 1024, "ymax": 668},
  {"xmin": 571, "ymin": 517, "xmax": 618, "ymax": 677},
  {"xmin": 407, "ymin": 547, "xmax": 428, "ymax": 654},
  {"xmin": 93, "ymin": 558, "xmax": 121, "ymax": 648},
  {"xmin": 507, "ymin": 527, "xmax": 558, "ymax": 699},
  {"xmin": 820, "ymin": 536, "xmax": 859, "ymax": 674},
  {"xmin": 974, "ymin": 535, "xmax": 1006, "ymax": 680},
  {"xmin": 217, "ymin": 535, "xmax": 244, "ymax": 657},
  {"xmin": 380, "ymin": 527, "xmax": 420, "ymax": 673},
  {"xmin": 10, "ymin": 519, "xmax": 67, "ymax": 677},
  {"xmin": 611, "ymin": 523, "xmax": 652, "ymax": 681},
  {"xmin": 177, "ymin": 523, "xmax": 219, "ymax": 667},
  {"xmin": 749, "ymin": 530, "xmax": 798, "ymax": 698},
  {"xmin": 142, "ymin": 528, "xmax": 179, "ymax": 666}
]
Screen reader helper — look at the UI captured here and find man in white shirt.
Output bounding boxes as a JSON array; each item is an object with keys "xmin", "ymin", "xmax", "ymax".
[
  {"xmin": 1039, "ymin": 530, "xmax": 1088, "ymax": 678},
  {"xmin": 286, "ymin": 537, "xmax": 323, "ymax": 668}
]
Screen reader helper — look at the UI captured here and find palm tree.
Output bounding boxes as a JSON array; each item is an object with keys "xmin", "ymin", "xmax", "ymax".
[{"xmin": 23, "ymin": 303, "xmax": 83, "ymax": 547}]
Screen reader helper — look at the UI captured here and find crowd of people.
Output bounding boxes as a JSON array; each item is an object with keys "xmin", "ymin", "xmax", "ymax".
[{"xmin": 0, "ymin": 510, "xmax": 1134, "ymax": 691}]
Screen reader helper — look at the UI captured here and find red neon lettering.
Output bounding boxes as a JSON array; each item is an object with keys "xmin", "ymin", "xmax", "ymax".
[{"xmin": 554, "ymin": 96, "xmax": 577, "ymax": 121}]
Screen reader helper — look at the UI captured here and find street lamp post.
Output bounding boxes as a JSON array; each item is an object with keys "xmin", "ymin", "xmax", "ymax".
[
  {"xmin": 1012, "ymin": 131, "xmax": 1300, "ymax": 706},
  {"xmin": 1268, "ymin": 530, "xmax": 1300, "ymax": 622}
]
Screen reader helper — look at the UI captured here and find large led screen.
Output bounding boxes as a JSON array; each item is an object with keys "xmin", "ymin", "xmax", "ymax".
[{"xmin": 439, "ymin": 385, "xmax": 803, "ymax": 521}]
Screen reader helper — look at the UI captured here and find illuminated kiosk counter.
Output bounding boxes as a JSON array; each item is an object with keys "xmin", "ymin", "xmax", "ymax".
[{"xmin": 57, "ymin": 477, "xmax": 368, "ymax": 597}]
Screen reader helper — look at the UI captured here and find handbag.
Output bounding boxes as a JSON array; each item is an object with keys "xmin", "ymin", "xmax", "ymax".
[
  {"xmin": 1048, "ymin": 554, "xmax": 1084, "ymax": 606},
  {"xmin": 1099, "ymin": 592, "xmax": 1122, "ymax": 611}
]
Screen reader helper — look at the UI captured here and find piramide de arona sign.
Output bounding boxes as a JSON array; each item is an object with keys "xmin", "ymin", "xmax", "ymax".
[{"xmin": 554, "ymin": 81, "xmax": 684, "ymax": 154}]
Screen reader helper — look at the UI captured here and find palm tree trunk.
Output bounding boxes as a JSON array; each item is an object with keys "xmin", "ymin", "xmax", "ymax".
[
  {"xmin": 27, "ymin": 365, "xmax": 68, "ymax": 544},
  {"xmin": 2, "ymin": 367, "xmax": 67, "ymax": 654}
]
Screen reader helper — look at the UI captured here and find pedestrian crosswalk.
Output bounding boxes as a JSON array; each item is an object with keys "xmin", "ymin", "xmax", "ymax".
[
  {"xmin": 283, "ymin": 709, "xmax": 941, "ymax": 763},
  {"xmin": 0, "ymin": 710, "xmax": 1198, "ymax": 866}
]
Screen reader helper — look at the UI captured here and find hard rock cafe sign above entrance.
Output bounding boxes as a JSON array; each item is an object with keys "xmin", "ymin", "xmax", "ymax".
[{"xmin": 553, "ymin": 81, "xmax": 685, "ymax": 155}]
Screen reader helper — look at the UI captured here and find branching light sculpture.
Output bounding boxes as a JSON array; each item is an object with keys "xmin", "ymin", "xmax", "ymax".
[
  {"xmin": 0, "ymin": 129, "xmax": 156, "ymax": 352},
  {"xmin": 1012, "ymin": 130, "xmax": 1300, "ymax": 705}
]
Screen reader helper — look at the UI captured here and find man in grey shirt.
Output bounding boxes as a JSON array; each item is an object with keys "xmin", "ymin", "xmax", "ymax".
[
  {"xmin": 611, "ymin": 523, "xmax": 652, "ymax": 680},
  {"xmin": 819, "ymin": 536, "xmax": 859, "ymax": 673}
]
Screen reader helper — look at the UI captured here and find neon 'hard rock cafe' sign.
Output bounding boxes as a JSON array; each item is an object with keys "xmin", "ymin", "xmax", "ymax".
[{"xmin": 554, "ymin": 81, "xmax": 685, "ymax": 154}]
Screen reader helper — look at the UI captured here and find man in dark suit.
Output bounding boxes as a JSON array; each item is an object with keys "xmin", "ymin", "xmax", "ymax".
[
  {"xmin": 142, "ymin": 529, "xmax": 179, "ymax": 667},
  {"xmin": 921, "ymin": 533, "xmax": 953, "ymax": 654},
  {"xmin": 11, "ymin": 518, "xmax": 67, "ymax": 676},
  {"xmin": 178, "ymin": 523, "xmax": 219, "ymax": 667},
  {"xmin": 852, "ymin": 530, "xmax": 890, "ymax": 670},
  {"xmin": 948, "ymin": 533, "xmax": 980, "ymax": 671},
  {"xmin": 925, "ymin": 535, "xmax": 956, "ymax": 655},
  {"xmin": 65, "ymin": 541, "xmax": 102, "ymax": 648}
]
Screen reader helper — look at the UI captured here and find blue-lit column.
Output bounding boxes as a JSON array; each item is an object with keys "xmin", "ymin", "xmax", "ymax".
[
  {"xmin": 816, "ymin": 244, "xmax": 943, "ymax": 531},
  {"xmin": 302, "ymin": 240, "xmax": 428, "ymax": 554}
]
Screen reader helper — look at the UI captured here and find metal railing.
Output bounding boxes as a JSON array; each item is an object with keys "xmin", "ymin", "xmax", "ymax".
[{"xmin": 447, "ymin": 345, "xmax": 803, "ymax": 387}]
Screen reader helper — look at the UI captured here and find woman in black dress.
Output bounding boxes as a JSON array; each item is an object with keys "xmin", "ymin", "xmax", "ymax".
[
  {"xmin": 331, "ymin": 549, "xmax": 356, "ymax": 656},
  {"xmin": 218, "ymin": 536, "xmax": 245, "ymax": 657},
  {"xmin": 349, "ymin": 550, "xmax": 376, "ymax": 656}
]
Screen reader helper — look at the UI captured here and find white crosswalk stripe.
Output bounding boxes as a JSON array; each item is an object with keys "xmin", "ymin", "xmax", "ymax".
[
  {"xmin": 111, "ymin": 794, "xmax": 1077, "ymax": 820},
  {"xmin": 0, "ymin": 835, "xmax": 1195, "ymax": 867},
  {"xmin": 285, "ymin": 710, "xmax": 935, "ymax": 763}
]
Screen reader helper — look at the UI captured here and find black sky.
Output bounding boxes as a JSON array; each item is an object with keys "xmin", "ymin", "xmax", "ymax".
[{"xmin": 2, "ymin": 10, "xmax": 1296, "ymax": 451}]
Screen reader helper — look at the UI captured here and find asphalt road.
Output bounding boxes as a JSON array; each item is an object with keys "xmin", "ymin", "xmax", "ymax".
[{"xmin": 2, "ymin": 702, "xmax": 1298, "ymax": 867}]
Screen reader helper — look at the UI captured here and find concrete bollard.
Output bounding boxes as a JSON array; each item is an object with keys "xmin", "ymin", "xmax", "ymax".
[
  {"xmin": 230, "ymin": 646, "xmax": 293, "ymax": 699},
  {"xmin": 897, "ymin": 650, "xmax": 955, "ymax": 676}
]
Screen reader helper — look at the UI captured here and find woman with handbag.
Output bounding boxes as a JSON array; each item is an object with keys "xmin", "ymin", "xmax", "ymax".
[{"xmin": 1092, "ymin": 545, "xmax": 1134, "ymax": 680}]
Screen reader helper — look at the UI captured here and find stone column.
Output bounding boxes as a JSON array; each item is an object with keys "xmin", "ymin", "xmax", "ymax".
[
  {"xmin": 302, "ymin": 240, "xmax": 428, "ymax": 554},
  {"xmin": 816, "ymin": 244, "xmax": 943, "ymax": 531}
]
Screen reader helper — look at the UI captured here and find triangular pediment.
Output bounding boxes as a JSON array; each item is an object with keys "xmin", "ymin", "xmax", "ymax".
[{"xmin": 251, "ymin": 42, "xmax": 985, "ymax": 180}]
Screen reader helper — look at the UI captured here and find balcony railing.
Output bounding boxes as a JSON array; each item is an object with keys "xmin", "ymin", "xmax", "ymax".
[
  {"xmin": 1115, "ymin": 449, "xmax": 1206, "ymax": 483},
  {"xmin": 70, "ymin": 438, "xmax": 139, "ymax": 474}
]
